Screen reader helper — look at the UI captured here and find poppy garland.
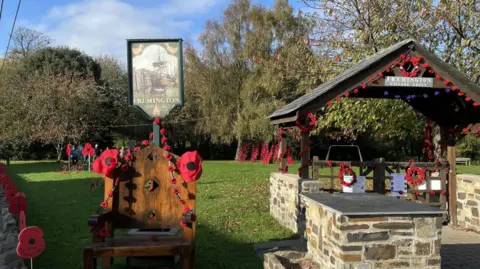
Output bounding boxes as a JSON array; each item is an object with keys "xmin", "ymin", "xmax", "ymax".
[
  {"xmin": 338, "ymin": 166, "xmax": 357, "ymax": 187},
  {"xmin": 296, "ymin": 112, "xmax": 316, "ymax": 133},
  {"xmin": 156, "ymin": 118, "xmax": 199, "ymax": 227}
]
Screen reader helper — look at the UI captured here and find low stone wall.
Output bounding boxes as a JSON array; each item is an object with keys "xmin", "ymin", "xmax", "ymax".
[
  {"xmin": 304, "ymin": 199, "xmax": 442, "ymax": 269},
  {"xmin": 269, "ymin": 173, "xmax": 323, "ymax": 236},
  {"xmin": 456, "ymin": 174, "xmax": 480, "ymax": 231},
  {"xmin": 0, "ymin": 189, "xmax": 27, "ymax": 269}
]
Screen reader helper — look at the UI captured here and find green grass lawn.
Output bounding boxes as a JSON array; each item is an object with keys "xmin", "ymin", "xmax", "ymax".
[{"xmin": 4, "ymin": 160, "xmax": 480, "ymax": 269}]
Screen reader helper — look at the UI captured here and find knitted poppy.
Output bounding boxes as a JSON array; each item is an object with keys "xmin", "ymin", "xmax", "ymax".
[
  {"xmin": 177, "ymin": 151, "xmax": 203, "ymax": 182},
  {"xmin": 153, "ymin": 118, "xmax": 161, "ymax": 125},
  {"xmin": 16, "ymin": 226, "xmax": 45, "ymax": 259},
  {"xmin": 66, "ymin": 144, "xmax": 71, "ymax": 156}
]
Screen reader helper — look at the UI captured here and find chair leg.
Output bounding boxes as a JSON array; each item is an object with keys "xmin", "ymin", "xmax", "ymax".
[
  {"xmin": 101, "ymin": 257, "xmax": 113, "ymax": 269},
  {"xmin": 83, "ymin": 248, "xmax": 97, "ymax": 269},
  {"xmin": 182, "ymin": 247, "xmax": 192, "ymax": 269}
]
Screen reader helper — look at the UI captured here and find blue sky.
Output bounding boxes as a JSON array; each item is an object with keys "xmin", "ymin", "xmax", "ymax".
[{"xmin": 0, "ymin": 0, "xmax": 305, "ymax": 63}]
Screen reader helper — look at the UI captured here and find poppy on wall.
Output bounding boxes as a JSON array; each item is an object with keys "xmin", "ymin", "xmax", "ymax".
[{"xmin": 177, "ymin": 151, "xmax": 203, "ymax": 182}]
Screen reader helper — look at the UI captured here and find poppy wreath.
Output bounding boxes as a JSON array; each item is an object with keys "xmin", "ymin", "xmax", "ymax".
[
  {"xmin": 177, "ymin": 151, "xmax": 203, "ymax": 183},
  {"xmin": 338, "ymin": 166, "xmax": 357, "ymax": 187},
  {"xmin": 399, "ymin": 55, "xmax": 422, "ymax": 77},
  {"xmin": 405, "ymin": 166, "xmax": 425, "ymax": 186},
  {"xmin": 16, "ymin": 226, "xmax": 45, "ymax": 259},
  {"xmin": 92, "ymin": 149, "xmax": 119, "ymax": 177},
  {"xmin": 295, "ymin": 112, "xmax": 316, "ymax": 133},
  {"xmin": 82, "ymin": 142, "xmax": 95, "ymax": 156}
]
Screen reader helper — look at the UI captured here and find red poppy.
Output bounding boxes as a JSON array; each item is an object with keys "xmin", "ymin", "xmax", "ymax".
[
  {"xmin": 134, "ymin": 147, "xmax": 141, "ymax": 152},
  {"xmin": 19, "ymin": 211, "xmax": 26, "ymax": 231},
  {"xmin": 153, "ymin": 118, "xmax": 161, "ymax": 125},
  {"xmin": 160, "ymin": 128, "xmax": 166, "ymax": 135},
  {"xmin": 177, "ymin": 151, "xmax": 203, "ymax": 183},
  {"xmin": 125, "ymin": 149, "xmax": 134, "ymax": 161},
  {"xmin": 16, "ymin": 226, "xmax": 45, "ymax": 259},
  {"xmin": 430, "ymin": 190, "xmax": 436, "ymax": 195},
  {"xmin": 8, "ymin": 192, "xmax": 27, "ymax": 216},
  {"xmin": 172, "ymin": 188, "xmax": 179, "ymax": 195},
  {"xmin": 353, "ymin": 88, "xmax": 359, "ymax": 94},
  {"xmin": 149, "ymin": 133, "xmax": 154, "ymax": 140},
  {"xmin": 327, "ymin": 160, "xmax": 333, "ymax": 167},
  {"xmin": 166, "ymin": 154, "xmax": 173, "ymax": 161},
  {"xmin": 163, "ymin": 145, "xmax": 171, "ymax": 151},
  {"xmin": 170, "ymin": 178, "xmax": 177, "ymax": 185},
  {"xmin": 142, "ymin": 140, "xmax": 149, "ymax": 147},
  {"xmin": 82, "ymin": 143, "xmax": 95, "ymax": 156},
  {"xmin": 92, "ymin": 149, "xmax": 119, "ymax": 177},
  {"xmin": 178, "ymin": 199, "xmax": 185, "ymax": 205},
  {"xmin": 474, "ymin": 102, "xmax": 480, "ymax": 106},
  {"xmin": 66, "ymin": 144, "xmax": 71, "ymax": 156},
  {"xmin": 100, "ymin": 201, "xmax": 108, "ymax": 208},
  {"xmin": 161, "ymin": 137, "xmax": 168, "ymax": 144},
  {"xmin": 168, "ymin": 166, "xmax": 175, "ymax": 172}
]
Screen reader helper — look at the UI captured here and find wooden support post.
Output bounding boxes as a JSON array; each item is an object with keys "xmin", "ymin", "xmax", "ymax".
[
  {"xmin": 300, "ymin": 131, "xmax": 310, "ymax": 179},
  {"xmin": 447, "ymin": 145, "xmax": 457, "ymax": 226},
  {"xmin": 153, "ymin": 122, "xmax": 160, "ymax": 146},
  {"xmin": 373, "ymin": 158, "xmax": 386, "ymax": 194},
  {"xmin": 278, "ymin": 130, "xmax": 287, "ymax": 172}
]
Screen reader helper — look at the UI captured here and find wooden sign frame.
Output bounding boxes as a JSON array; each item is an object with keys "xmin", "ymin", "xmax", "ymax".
[{"xmin": 127, "ymin": 39, "xmax": 184, "ymax": 119}]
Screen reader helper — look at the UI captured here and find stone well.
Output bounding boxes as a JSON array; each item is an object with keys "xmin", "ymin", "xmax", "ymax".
[
  {"xmin": 269, "ymin": 172, "xmax": 323, "ymax": 236},
  {"xmin": 456, "ymin": 174, "xmax": 480, "ymax": 232},
  {"xmin": 302, "ymin": 193, "xmax": 445, "ymax": 269}
]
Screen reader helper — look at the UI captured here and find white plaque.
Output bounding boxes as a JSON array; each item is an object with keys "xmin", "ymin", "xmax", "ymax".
[
  {"xmin": 390, "ymin": 173, "xmax": 407, "ymax": 197},
  {"xmin": 342, "ymin": 176, "xmax": 366, "ymax": 193},
  {"xmin": 418, "ymin": 180, "xmax": 442, "ymax": 191},
  {"xmin": 385, "ymin": 76, "xmax": 433, "ymax": 88}
]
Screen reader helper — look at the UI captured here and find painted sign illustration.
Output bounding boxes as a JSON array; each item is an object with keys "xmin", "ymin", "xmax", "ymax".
[{"xmin": 127, "ymin": 39, "xmax": 184, "ymax": 118}]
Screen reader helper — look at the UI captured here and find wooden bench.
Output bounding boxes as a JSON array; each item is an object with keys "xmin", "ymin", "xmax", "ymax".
[{"xmin": 456, "ymin": 157, "xmax": 471, "ymax": 166}]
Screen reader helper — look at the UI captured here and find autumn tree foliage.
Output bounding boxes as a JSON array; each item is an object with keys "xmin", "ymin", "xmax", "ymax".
[{"xmin": 183, "ymin": 0, "xmax": 323, "ymax": 159}]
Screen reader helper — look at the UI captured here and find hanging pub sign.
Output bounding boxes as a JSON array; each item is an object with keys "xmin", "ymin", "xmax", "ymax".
[
  {"xmin": 127, "ymin": 39, "xmax": 184, "ymax": 118},
  {"xmin": 384, "ymin": 76, "xmax": 433, "ymax": 88}
]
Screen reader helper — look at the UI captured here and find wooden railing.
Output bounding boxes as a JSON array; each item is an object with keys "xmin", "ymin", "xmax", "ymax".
[{"xmin": 311, "ymin": 156, "xmax": 449, "ymax": 210}]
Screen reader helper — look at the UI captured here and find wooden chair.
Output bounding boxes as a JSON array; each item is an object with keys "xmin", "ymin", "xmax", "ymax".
[{"xmin": 83, "ymin": 145, "xmax": 196, "ymax": 269}]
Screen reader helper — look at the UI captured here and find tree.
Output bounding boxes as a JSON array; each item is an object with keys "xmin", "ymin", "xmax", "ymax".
[
  {"xmin": 185, "ymin": 0, "xmax": 322, "ymax": 159},
  {"xmin": 9, "ymin": 27, "xmax": 53, "ymax": 59},
  {"xmin": 0, "ymin": 47, "xmax": 108, "ymax": 160},
  {"xmin": 300, "ymin": 0, "xmax": 480, "ymax": 158}
]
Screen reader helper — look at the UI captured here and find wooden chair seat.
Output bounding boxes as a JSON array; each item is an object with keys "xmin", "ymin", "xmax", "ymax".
[{"xmin": 87, "ymin": 236, "xmax": 192, "ymax": 257}]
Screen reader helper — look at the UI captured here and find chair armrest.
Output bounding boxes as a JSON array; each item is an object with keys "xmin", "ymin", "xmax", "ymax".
[{"xmin": 88, "ymin": 210, "xmax": 114, "ymax": 227}]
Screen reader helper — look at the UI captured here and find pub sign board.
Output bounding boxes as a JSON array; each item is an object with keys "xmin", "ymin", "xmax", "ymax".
[
  {"xmin": 384, "ymin": 76, "xmax": 433, "ymax": 88},
  {"xmin": 127, "ymin": 39, "xmax": 184, "ymax": 119}
]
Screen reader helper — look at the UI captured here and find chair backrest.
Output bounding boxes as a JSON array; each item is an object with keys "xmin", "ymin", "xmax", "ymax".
[{"xmin": 103, "ymin": 145, "xmax": 196, "ymax": 239}]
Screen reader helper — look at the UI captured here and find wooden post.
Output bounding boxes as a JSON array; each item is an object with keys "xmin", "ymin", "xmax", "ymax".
[
  {"xmin": 447, "ymin": 145, "xmax": 457, "ymax": 226},
  {"xmin": 300, "ymin": 131, "xmax": 310, "ymax": 179},
  {"xmin": 373, "ymin": 158, "xmax": 386, "ymax": 194},
  {"xmin": 153, "ymin": 122, "xmax": 160, "ymax": 146},
  {"xmin": 278, "ymin": 130, "xmax": 287, "ymax": 172},
  {"xmin": 68, "ymin": 155, "xmax": 71, "ymax": 172}
]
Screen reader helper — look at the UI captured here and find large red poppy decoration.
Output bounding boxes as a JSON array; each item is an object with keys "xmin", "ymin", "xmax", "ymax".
[
  {"xmin": 82, "ymin": 143, "xmax": 95, "ymax": 156},
  {"xmin": 17, "ymin": 226, "xmax": 45, "ymax": 259},
  {"xmin": 66, "ymin": 144, "xmax": 71, "ymax": 156},
  {"xmin": 9, "ymin": 192, "xmax": 27, "ymax": 216},
  {"xmin": 92, "ymin": 149, "xmax": 119, "ymax": 177},
  {"xmin": 177, "ymin": 151, "xmax": 203, "ymax": 182}
]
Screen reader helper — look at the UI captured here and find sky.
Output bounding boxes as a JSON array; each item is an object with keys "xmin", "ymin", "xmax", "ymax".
[{"xmin": 0, "ymin": 0, "xmax": 306, "ymax": 64}]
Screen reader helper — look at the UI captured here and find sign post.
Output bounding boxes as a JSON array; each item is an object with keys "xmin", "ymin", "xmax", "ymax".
[{"xmin": 127, "ymin": 39, "xmax": 184, "ymax": 146}]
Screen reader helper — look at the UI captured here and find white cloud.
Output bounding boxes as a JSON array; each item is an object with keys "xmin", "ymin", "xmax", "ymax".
[{"xmin": 21, "ymin": 0, "xmax": 226, "ymax": 64}]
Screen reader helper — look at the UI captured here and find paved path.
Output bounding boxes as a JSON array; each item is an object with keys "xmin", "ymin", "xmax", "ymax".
[{"xmin": 441, "ymin": 226, "xmax": 480, "ymax": 269}]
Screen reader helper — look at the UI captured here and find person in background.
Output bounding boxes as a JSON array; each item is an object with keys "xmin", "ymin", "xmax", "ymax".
[
  {"xmin": 94, "ymin": 144, "xmax": 101, "ymax": 161},
  {"xmin": 119, "ymin": 146, "xmax": 125, "ymax": 158},
  {"xmin": 71, "ymin": 145, "xmax": 78, "ymax": 165}
]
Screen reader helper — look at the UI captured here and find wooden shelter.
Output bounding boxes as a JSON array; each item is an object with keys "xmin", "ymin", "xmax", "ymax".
[{"xmin": 268, "ymin": 39, "xmax": 480, "ymax": 226}]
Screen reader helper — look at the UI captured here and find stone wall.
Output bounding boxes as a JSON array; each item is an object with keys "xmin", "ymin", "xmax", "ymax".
[
  {"xmin": 0, "ymin": 189, "xmax": 27, "ymax": 269},
  {"xmin": 304, "ymin": 200, "xmax": 442, "ymax": 269},
  {"xmin": 269, "ymin": 173, "xmax": 323, "ymax": 236},
  {"xmin": 456, "ymin": 174, "xmax": 480, "ymax": 232}
]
